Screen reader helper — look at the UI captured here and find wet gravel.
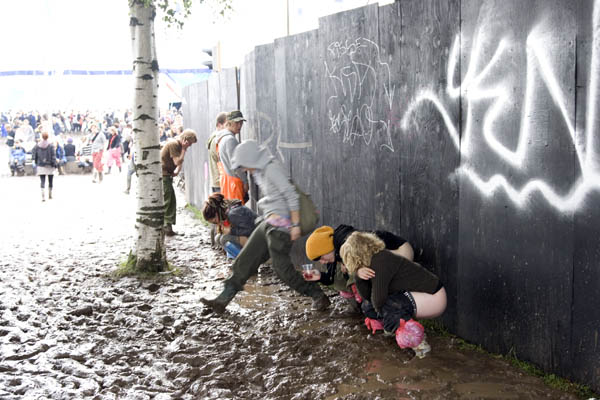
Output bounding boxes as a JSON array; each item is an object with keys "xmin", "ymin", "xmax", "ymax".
[{"xmin": 0, "ymin": 159, "xmax": 582, "ymax": 399}]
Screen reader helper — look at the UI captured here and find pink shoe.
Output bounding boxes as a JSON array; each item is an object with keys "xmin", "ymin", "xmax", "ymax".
[{"xmin": 364, "ymin": 317, "xmax": 384, "ymax": 334}]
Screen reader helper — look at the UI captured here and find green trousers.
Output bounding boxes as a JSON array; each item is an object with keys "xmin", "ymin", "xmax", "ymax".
[
  {"xmin": 163, "ymin": 176, "xmax": 176, "ymax": 226},
  {"xmin": 225, "ymin": 220, "xmax": 324, "ymax": 298}
]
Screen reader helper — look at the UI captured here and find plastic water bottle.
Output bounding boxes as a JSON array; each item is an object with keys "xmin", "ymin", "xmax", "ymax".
[{"xmin": 224, "ymin": 241, "xmax": 241, "ymax": 259}]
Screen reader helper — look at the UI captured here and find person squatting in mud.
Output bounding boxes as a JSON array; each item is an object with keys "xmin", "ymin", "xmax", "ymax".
[
  {"xmin": 202, "ymin": 193, "xmax": 258, "ymax": 258},
  {"xmin": 201, "ymin": 140, "xmax": 330, "ymax": 313},
  {"xmin": 303, "ymin": 225, "xmax": 414, "ymax": 313},
  {"xmin": 340, "ymin": 231, "xmax": 447, "ymax": 358}
]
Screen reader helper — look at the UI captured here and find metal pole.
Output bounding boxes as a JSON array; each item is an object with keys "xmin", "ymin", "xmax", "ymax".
[{"xmin": 286, "ymin": 0, "xmax": 290, "ymax": 35}]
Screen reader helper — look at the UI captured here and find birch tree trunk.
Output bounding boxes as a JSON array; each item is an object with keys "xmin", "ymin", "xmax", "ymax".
[{"xmin": 129, "ymin": 0, "xmax": 168, "ymax": 273}]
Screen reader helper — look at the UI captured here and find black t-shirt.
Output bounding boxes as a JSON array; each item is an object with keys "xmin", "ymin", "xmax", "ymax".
[
  {"xmin": 6, "ymin": 130, "xmax": 15, "ymax": 147},
  {"xmin": 64, "ymin": 143, "xmax": 76, "ymax": 157}
]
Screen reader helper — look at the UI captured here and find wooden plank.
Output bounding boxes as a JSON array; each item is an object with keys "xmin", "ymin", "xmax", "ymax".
[
  {"xmin": 399, "ymin": 0, "xmax": 461, "ymax": 328},
  {"xmin": 457, "ymin": 0, "xmax": 575, "ymax": 372},
  {"xmin": 317, "ymin": 4, "xmax": 379, "ymax": 229}
]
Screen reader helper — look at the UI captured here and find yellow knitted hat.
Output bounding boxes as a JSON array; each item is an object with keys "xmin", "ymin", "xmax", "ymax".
[{"xmin": 305, "ymin": 226, "xmax": 334, "ymax": 260}]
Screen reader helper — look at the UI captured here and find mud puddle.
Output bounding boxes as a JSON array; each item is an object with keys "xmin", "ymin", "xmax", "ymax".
[{"xmin": 0, "ymin": 169, "xmax": 582, "ymax": 399}]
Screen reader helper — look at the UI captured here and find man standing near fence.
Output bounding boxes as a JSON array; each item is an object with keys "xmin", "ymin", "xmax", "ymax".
[
  {"xmin": 215, "ymin": 111, "xmax": 249, "ymax": 203},
  {"xmin": 161, "ymin": 129, "xmax": 197, "ymax": 236},
  {"xmin": 207, "ymin": 112, "xmax": 228, "ymax": 194}
]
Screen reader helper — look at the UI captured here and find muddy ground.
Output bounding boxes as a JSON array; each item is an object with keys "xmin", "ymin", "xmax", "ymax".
[{"xmin": 0, "ymin": 146, "xmax": 586, "ymax": 399}]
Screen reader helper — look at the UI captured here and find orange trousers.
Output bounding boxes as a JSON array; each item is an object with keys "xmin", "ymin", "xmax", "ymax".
[{"xmin": 218, "ymin": 161, "xmax": 245, "ymax": 204}]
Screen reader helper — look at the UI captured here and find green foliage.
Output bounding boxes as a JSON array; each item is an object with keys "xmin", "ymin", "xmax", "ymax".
[
  {"xmin": 185, "ymin": 203, "xmax": 209, "ymax": 226},
  {"xmin": 142, "ymin": 0, "xmax": 234, "ymax": 29}
]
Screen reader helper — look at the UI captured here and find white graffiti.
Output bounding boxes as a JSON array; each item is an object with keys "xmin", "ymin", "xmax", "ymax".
[
  {"xmin": 401, "ymin": 2, "xmax": 600, "ymax": 213},
  {"xmin": 324, "ymin": 37, "xmax": 395, "ymax": 151}
]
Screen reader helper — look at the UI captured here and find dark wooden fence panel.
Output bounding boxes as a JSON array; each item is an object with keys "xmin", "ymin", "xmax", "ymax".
[
  {"xmin": 182, "ymin": 0, "xmax": 600, "ymax": 391},
  {"xmin": 317, "ymin": 4, "xmax": 380, "ymax": 230},
  {"xmin": 398, "ymin": 0, "xmax": 461, "ymax": 328}
]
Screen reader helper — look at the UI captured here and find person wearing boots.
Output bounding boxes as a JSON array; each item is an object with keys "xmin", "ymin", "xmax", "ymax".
[
  {"xmin": 161, "ymin": 129, "xmax": 197, "ymax": 236},
  {"xmin": 200, "ymin": 140, "xmax": 330, "ymax": 314},
  {"xmin": 32, "ymin": 131, "xmax": 57, "ymax": 201},
  {"xmin": 90, "ymin": 123, "xmax": 106, "ymax": 183},
  {"xmin": 340, "ymin": 231, "xmax": 447, "ymax": 358},
  {"xmin": 304, "ymin": 225, "xmax": 414, "ymax": 314}
]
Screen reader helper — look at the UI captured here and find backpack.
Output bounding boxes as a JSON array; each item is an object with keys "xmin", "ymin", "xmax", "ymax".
[
  {"xmin": 293, "ymin": 182, "xmax": 319, "ymax": 235},
  {"xmin": 37, "ymin": 146, "xmax": 54, "ymax": 167}
]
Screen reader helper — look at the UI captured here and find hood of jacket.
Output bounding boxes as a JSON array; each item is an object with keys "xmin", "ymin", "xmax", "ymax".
[{"xmin": 231, "ymin": 140, "xmax": 273, "ymax": 170}]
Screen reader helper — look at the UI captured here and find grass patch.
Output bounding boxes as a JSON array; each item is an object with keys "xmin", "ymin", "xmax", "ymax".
[
  {"xmin": 185, "ymin": 203, "xmax": 209, "ymax": 227},
  {"xmin": 111, "ymin": 251, "xmax": 181, "ymax": 279},
  {"xmin": 421, "ymin": 320, "xmax": 597, "ymax": 399}
]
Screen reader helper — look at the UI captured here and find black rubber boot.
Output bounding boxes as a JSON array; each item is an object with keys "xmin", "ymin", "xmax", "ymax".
[
  {"xmin": 311, "ymin": 293, "xmax": 331, "ymax": 311},
  {"xmin": 200, "ymin": 283, "xmax": 238, "ymax": 314}
]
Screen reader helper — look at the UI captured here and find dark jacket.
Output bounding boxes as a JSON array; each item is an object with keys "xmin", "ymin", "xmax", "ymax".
[
  {"xmin": 227, "ymin": 204, "xmax": 258, "ymax": 237},
  {"xmin": 64, "ymin": 143, "xmax": 76, "ymax": 157},
  {"xmin": 107, "ymin": 134, "xmax": 121, "ymax": 150},
  {"xmin": 355, "ymin": 250, "xmax": 441, "ymax": 313},
  {"xmin": 6, "ymin": 129, "xmax": 15, "ymax": 147},
  {"xmin": 33, "ymin": 143, "xmax": 56, "ymax": 167}
]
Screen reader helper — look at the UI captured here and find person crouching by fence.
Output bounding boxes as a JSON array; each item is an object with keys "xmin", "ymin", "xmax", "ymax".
[
  {"xmin": 340, "ymin": 231, "xmax": 447, "ymax": 358},
  {"xmin": 200, "ymin": 139, "xmax": 330, "ymax": 314},
  {"xmin": 202, "ymin": 193, "xmax": 258, "ymax": 258}
]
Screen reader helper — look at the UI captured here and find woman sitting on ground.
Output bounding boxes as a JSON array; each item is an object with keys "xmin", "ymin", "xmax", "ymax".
[
  {"xmin": 202, "ymin": 192, "xmax": 258, "ymax": 257},
  {"xmin": 340, "ymin": 231, "xmax": 447, "ymax": 357}
]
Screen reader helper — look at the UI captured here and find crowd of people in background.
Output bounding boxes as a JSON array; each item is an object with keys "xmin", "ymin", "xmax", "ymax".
[{"xmin": 2, "ymin": 108, "xmax": 184, "ymax": 178}]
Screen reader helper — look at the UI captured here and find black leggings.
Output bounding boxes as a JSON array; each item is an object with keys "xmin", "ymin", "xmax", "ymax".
[{"xmin": 40, "ymin": 175, "xmax": 54, "ymax": 189}]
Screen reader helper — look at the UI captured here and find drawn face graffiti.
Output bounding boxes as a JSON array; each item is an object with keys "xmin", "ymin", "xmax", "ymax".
[{"xmin": 324, "ymin": 37, "xmax": 395, "ymax": 152}]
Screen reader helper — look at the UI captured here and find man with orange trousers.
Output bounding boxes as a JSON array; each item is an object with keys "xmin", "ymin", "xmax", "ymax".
[{"xmin": 215, "ymin": 110, "xmax": 248, "ymax": 203}]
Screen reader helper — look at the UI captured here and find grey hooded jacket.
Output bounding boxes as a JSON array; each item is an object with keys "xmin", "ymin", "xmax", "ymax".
[{"xmin": 232, "ymin": 140, "xmax": 299, "ymax": 218}]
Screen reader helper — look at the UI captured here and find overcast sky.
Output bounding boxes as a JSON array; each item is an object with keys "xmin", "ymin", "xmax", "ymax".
[
  {"xmin": 0, "ymin": 0, "xmax": 391, "ymax": 71},
  {"xmin": 0, "ymin": 0, "xmax": 393, "ymax": 110}
]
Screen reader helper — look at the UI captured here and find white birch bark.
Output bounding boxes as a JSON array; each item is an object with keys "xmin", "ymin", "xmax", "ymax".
[{"xmin": 130, "ymin": 0, "xmax": 167, "ymax": 272}]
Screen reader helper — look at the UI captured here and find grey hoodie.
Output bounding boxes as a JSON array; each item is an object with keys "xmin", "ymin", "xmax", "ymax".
[
  {"xmin": 216, "ymin": 129, "xmax": 248, "ymax": 184},
  {"xmin": 232, "ymin": 140, "xmax": 299, "ymax": 218}
]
